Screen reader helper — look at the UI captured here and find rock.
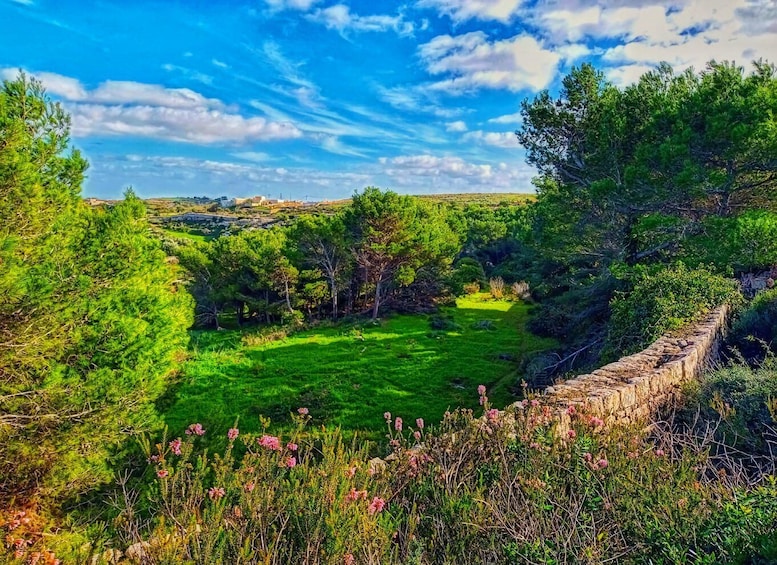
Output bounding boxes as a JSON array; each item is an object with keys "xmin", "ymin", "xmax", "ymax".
[{"xmin": 125, "ymin": 542, "xmax": 151, "ymax": 563}]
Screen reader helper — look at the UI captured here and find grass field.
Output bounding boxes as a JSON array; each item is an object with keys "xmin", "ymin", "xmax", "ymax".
[{"xmin": 159, "ymin": 295, "xmax": 555, "ymax": 445}]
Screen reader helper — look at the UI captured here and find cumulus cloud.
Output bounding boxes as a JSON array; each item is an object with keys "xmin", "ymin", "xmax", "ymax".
[
  {"xmin": 418, "ymin": 31, "xmax": 562, "ymax": 93},
  {"xmin": 307, "ymin": 4, "xmax": 414, "ymax": 35},
  {"xmin": 463, "ymin": 130, "xmax": 520, "ymax": 148},
  {"xmin": 417, "ymin": 0, "xmax": 524, "ymax": 23},
  {"xmin": 2, "ymin": 68, "xmax": 302, "ymax": 144},
  {"xmin": 487, "ymin": 111, "xmax": 522, "ymax": 125},
  {"xmin": 445, "ymin": 120, "xmax": 468, "ymax": 132},
  {"xmin": 379, "ymin": 154, "xmax": 534, "ymax": 191}
]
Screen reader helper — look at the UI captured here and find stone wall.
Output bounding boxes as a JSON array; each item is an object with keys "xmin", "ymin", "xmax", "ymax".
[{"xmin": 514, "ymin": 305, "xmax": 731, "ymax": 431}]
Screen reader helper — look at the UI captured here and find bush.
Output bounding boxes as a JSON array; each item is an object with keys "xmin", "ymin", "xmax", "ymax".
[
  {"xmin": 729, "ymin": 288, "xmax": 777, "ymax": 359},
  {"xmin": 488, "ymin": 276, "xmax": 505, "ymax": 299},
  {"xmin": 510, "ymin": 280, "xmax": 531, "ymax": 301},
  {"xmin": 605, "ymin": 263, "xmax": 741, "ymax": 357},
  {"xmin": 462, "ymin": 282, "xmax": 480, "ymax": 295}
]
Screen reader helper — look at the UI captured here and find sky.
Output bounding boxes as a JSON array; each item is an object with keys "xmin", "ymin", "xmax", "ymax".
[{"xmin": 1, "ymin": 0, "xmax": 776, "ymax": 200}]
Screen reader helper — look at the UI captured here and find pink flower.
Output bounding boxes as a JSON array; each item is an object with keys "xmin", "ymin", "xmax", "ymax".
[
  {"xmin": 384, "ymin": 411, "xmax": 391, "ymax": 422},
  {"xmin": 367, "ymin": 496, "xmax": 386, "ymax": 515},
  {"xmin": 285, "ymin": 456, "xmax": 297, "ymax": 468},
  {"xmin": 169, "ymin": 438, "xmax": 182, "ymax": 456},
  {"xmin": 258, "ymin": 435, "xmax": 282, "ymax": 451},
  {"xmin": 286, "ymin": 442, "xmax": 298, "ymax": 451},
  {"xmin": 394, "ymin": 417, "xmax": 403, "ymax": 432},
  {"xmin": 344, "ymin": 553, "xmax": 355, "ymax": 565},
  {"xmin": 414, "ymin": 431, "xmax": 421, "ymax": 441},
  {"xmin": 149, "ymin": 454, "xmax": 160, "ymax": 463},
  {"xmin": 245, "ymin": 482, "xmax": 255, "ymax": 492},
  {"xmin": 156, "ymin": 469, "xmax": 169, "ymax": 478},
  {"xmin": 567, "ymin": 429, "xmax": 577, "ymax": 439},
  {"xmin": 477, "ymin": 385, "xmax": 486, "ymax": 396},
  {"xmin": 208, "ymin": 487, "xmax": 225, "ymax": 500},
  {"xmin": 530, "ymin": 442, "xmax": 541, "ymax": 449},
  {"xmin": 415, "ymin": 418, "xmax": 424, "ymax": 430},
  {"xmin": 583, "ymin": 452, "xmax": 593, "ymax": 462},
  {"xmin": 530, "ymin": 399, "xmax": 540, "ymax": 407},
  {"xmin": 566, "ymin": 405, "xmax": 577, "ymax": 416},
  {"xmin": 346, "ymin": 466, "xmax": 357, "ymax": 478},
  {"xmin": 297, "ymin": 407, "xmax": 309, "ymax": 415},
  {"xmin": 655, "ymin": 449, "xmax": 665, "ymax": 457},
  {"xmin": 597, "ymin": 458, "xmax": 609, "ymax": 469},
  {"xmin": 479, "ymin": 395, "xmax": 488, "ymax": 406},
  {"xmin": 186, "ymin": 423, "xmax": 206, "ymax": 436},
  {"xmin": 346, "ymin": 488, "xmax": 368, "ymax": 502},
  {"xmin": 486, "ymin": 408, "xmax": 499, "ymax": 421},
  {"xmin": 589, "ymin": 416, "xmax": 604, "ymax": 428},
  {"xmin": 228, "ymin": 428, "xmax": 239, "ymax": 441}
]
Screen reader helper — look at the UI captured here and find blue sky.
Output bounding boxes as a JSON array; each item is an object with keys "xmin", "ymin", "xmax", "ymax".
[{"xmin": 2, "ymin": 0, "xmax": 775, "ymax": 200}]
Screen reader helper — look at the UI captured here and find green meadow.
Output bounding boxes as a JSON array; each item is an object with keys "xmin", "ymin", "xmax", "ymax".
[{"xmin": 160, "ymin": 295, "xmax": 555, "ymax": 443}]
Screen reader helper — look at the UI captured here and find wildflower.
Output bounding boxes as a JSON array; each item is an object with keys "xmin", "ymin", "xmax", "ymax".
[
  {"xmin": 589, "ymin": 416, "xmax": 605, "ymax": 428},
  {"xmin": 149, "ymin": 454, "xmax": 160, "ymax": 464},
  {"xmin": 384, "ymin": 411, "xmax": 391, "ymax": 422},
  {"xmin": 530, "ymin": 442, "xmax": 541, "ymax": 449},
  {"xmin": 346, "ymin": 488, "xmax": 368, "ymax": 502},
  {"xmin": 565, "ymin": 404, "xmax": 577, "ymax": 416},
  {"xmin": 297, "ymin": 407, "xmax": 309, "ymax": 415},
  {"xmin": 344, "ymin": 553, "xmax": 355, "ymax": 565},
  {"xmin": 156, "ymin": 469, "xmax": 169, "ymax": 479},
  {"xmin": 245, "ymin": 482, "xmax": 255, "ymax": 492},
  {"xmin": 389, "ymin": 439, "xmax": 400, "ymax": 449},
  {"xmin": 486, "ymin": 408, "xmax": 499, "ymax": 421},
  {"xmin": 655, "ymin": 449, "xmax": 665, "ymax": 457},
  {"xmin": 530, "ymin": 399, "xmax": 540, "ymax": 407},
  {"xmin": 208, "ymin": 487, "xmax": 226, "ymax": 500},
  {"xmin": 169, "ymin": 438, "xmax": 182, "ymax": 456},
  {"xmin": 567, "ymin": 429, "xmax": 577, "ymax": 439},
  {"xmin": 416, "ymin": 418, "xmax": 424, "ymax": 430},
  {"xmin": 258, "ymin": 435, "xmax": 282, "ymax": 451},
  {"xmin": 346, "ymin": 466, "xmax": 357, "ymax": 478},
  {"xmin": 479, "ymin": 395, "xmax": 488, "ymax": 406},
  {"xmin": 583, "ymin": 452, "xmax": 593, "ymax": 462},
  {"xmin": 228, "ymin": 428, "xmax": 239, "ymax": 441},
  {"xmin": 367, "ymin": 496, "xmax": 386, "ymax": 515},
  {"xmin": 414, "ymin": 431, "xmax": 421, "ymax": 441},
  {"xmin": 285, "ymin": 456, "xmax": 297, "ymax": 468},
  {"xmin": 477, "ymin": 384, "xmax": 486, "ymax": 396},
  {"xmin": 394, "ymin": 417, "xmax": 403, "ymax": 432},
  {"xmin": 186, "ymin": 423, "xmax": 206, "ymax": 436},
  {"xmin": 597, "ymin": 458, "xmax": 609, "ymax": 469},
  {"xmin": 287, "ymin": 442, "xmax": 298, "ymax": 451}
]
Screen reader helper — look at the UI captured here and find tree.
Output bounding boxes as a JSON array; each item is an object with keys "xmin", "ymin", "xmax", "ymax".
[
  {"xmin": 344, "ymin": 188, "xmax": 460, "ymax": 319},
  {"xmin": 0, "ymin": 74, "xmax": 192, "ymax": 505}
]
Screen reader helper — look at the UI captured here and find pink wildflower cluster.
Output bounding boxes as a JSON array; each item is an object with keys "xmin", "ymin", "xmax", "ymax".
[
  {"xmin": 185, "ymin": 423, "xmax": 206, "ymax": 436},
  {"xmin": 227, "ymin": 428, "xmax": 239, "ymax": 441},
  {"xmin": 486, "ymin": 408, "xmax": 500, "ymax": 422},
  {"xmin": 367, "ymin": 496, "xmax": 386, "ymax": 515},
  {"xmin": 589, "ymin": 416, "xmax": 605, "ymax": 428},
  {"xmin": 6, "ymin": 510, "xmax": 31, "ymax": 531},
  {"xmin": 384, "ymin": 411, "xmax": 391, "ymax": 423},
  {"xmin": 208, "ymin": 487, "xmax": 226, "ymax": 500},
  {"xmin": 27, "ymin": 550, "xmax": 60, "ymax": 565},
  {"xmin": 258, "ymin": 435, "xmax": 282, "ymax": 451},
  {"xmin": 346, "ymin": 488, "xmax": 368, "ymax": 502},
  {"xmin": 245, "ymin": 482, "xmax": 256, "ymax": 492},
  {"xmin": 415, "ymin": 418, "xmax": 424, "ymax": 430},
  {"xmin": 297, "ymin": 407, "xmax": 309, "ymax": 415},
  {"xmin": 394, "ymin": 417, "xmax": 403, "ymax": 432},
  {"xmin": 284, "ymin": 456, "xmax": 297, "ymax": 468},
  {"xmin": 156, "ymin": 469, "xmax": 169, "ymax": 479},
  {"xmin": 287, "ymin": 442, "xmax": 298, "ymax": 451},
  {"xmin": 478, "ymin": 384, "xmax": 488, "ymax": 406},
  {"xmin": 346, "ymin": 465, "xmax": 358, "ymax": 478},
  {"xmin": 344, "ymin": 553, "xmax": 355, "ymax": 565},
  {"xmin": 169, "ymin": 437, "xmax": 182, "ymax": 455}
]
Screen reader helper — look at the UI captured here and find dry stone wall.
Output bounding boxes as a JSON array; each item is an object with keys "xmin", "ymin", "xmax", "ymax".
[{"xmin": 514, "ymin": 305, "xmax": 731, "ymax": 431}]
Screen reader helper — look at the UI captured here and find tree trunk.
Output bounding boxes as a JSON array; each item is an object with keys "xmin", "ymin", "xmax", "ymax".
[
  {"xmin": 372, "ymin": 279, "xmax": 382, "ymax": 320},
  {"xmin": 330, "ymin": 278, "xmax": 338, "ymax": 320},
  {"xmin": 284, "ymin": 279, "xmax": 293, "ymax": 313}
]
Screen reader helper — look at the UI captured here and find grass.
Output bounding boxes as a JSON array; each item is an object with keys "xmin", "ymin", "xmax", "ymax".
[
  {"xmin": 159, "ymin": 295, "xmax": 556, "ymax": 445},
  {"xmin": 160, "ymin": 228, "xmax": 210, "ymax": 243}
]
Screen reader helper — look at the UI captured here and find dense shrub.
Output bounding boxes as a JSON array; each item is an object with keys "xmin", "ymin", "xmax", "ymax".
[
  {"xmin": 605, "ymin": 263, "xmax": 741, "ymax": 357},
  {"xmin": 728, "ymin": 288, "xmax": 777, "ymax": 359},
  {"xmin": 488, "ymin": 276, "xmax": 505, "ymax": 299}
]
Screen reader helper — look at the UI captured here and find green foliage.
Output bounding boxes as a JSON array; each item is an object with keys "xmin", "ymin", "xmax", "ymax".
[
  {"xmin": 605, "ymin": 264, "xmax": 740, "ymax": 356},
  {"xmin": 0, "ymin": 74, "xmax": 192, "ymax": 505},
  {"xmin": 729, "ymin": 288, "xmax": 777, "ymax": 358}
]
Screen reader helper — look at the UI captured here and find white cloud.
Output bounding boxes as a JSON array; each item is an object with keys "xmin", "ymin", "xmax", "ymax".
[
  {"xmin": 487, "ymin": 111, "xmax": 522, "ymax": 125},
  {"xmin": 212, "ymin": 58, "xmax": 229, "ymax": 68},
  {"xmin": 232, "ymin": 151, "xmax": 271, "ymax": 162},
  {"xmin": 375, "ymin": 84, "xmax": 461, "ymax": 117},
  {"xmin": 417, "ymin": 0, "xmax": 524, "ymax": 23},
  {"xmin": 2, "ymin": 68, "xmax": 302, "ymax": 144},
  {"xmin": 264, "ymin": 0, "xmax": 320, "ymax": 11},
  {"xmin": 445, "ymin": 120, "xmax": 468, "ymax": 132},
  {"xmin": 307, "ymin": 4, "xmax": 413, "ymax": 35},
  {"xmin": 463, "ymin": 130, "xmax": 520, "ymax": 148},
  {"xmin": 380, "ymin": 154, "xmax": 534, "ymax": 191},
  {"xmin": 419, "ymin": 32, "xmax": 561, "ymax": 94}
]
